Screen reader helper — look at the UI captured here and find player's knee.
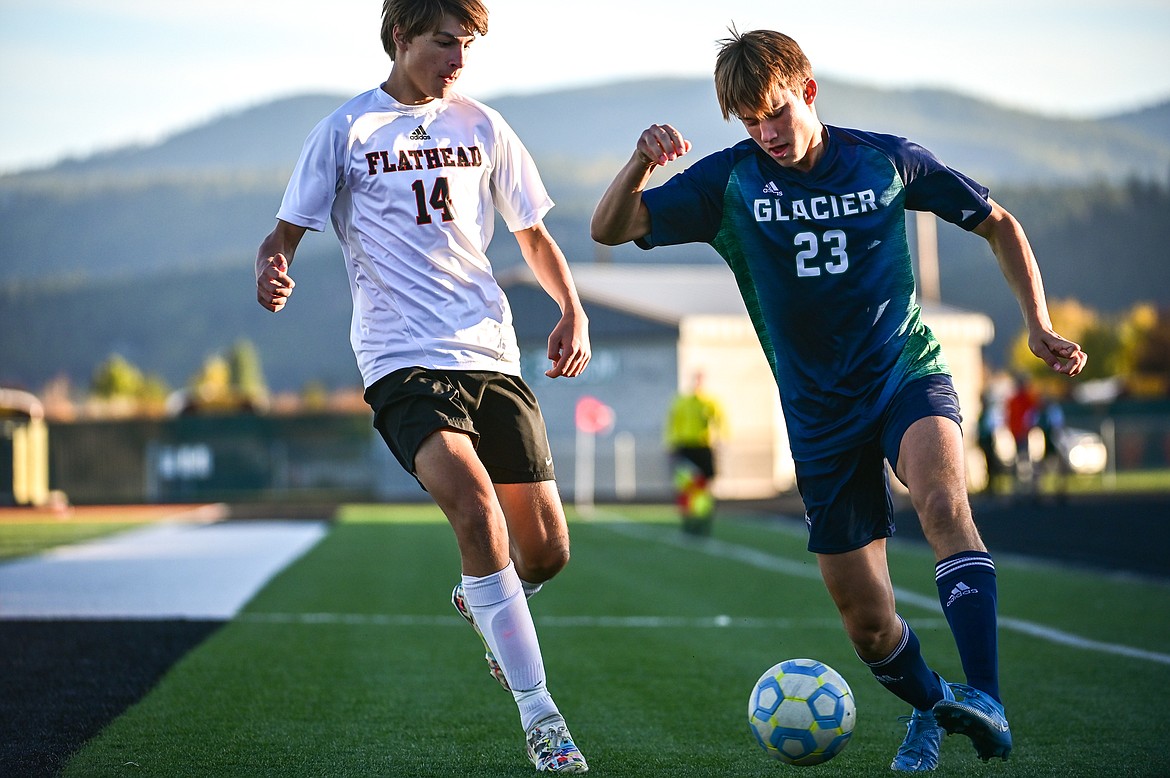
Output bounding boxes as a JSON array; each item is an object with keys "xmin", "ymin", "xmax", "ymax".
[
  {"xmin": 517, "ymin": 543, "xmax": 570, "ymax": 584},
  {"xmin": 843, "ymin": 616, "xmax": 901, "ymax": 661},
  {"xmin": 911, "ymin": 482, "xmax": 969, "ymax": 528}
]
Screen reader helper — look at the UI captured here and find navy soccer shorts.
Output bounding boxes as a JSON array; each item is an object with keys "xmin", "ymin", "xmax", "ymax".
[{"xmin": 795, "ymin": 374, "xmax": 963, "ymax": 554}]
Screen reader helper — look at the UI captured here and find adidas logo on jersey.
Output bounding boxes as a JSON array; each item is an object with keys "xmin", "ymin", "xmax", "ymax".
[
  {"xmin": 762, "ymin": 181, "xmax": 782, "ymax": 196},
  {"xmin": 408, "ymin": 125, "xmax": 431, "ymax": 140},
  {"xmin": 946, "ymin": 580, "xmax": 978, "ymax": 607}
]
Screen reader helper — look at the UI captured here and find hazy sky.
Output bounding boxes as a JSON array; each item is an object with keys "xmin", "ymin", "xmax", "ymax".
[{"xmin": 2, "ymin": 0, "xmax": 1168, "ymax": 174}]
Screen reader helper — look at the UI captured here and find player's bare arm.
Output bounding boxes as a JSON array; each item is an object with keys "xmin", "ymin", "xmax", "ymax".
[
  {"xmin": 255, "ymin": 219, "xmax": 307, "ymax": 313},
  {"xmin": 591, "ymin": 124, "xmax": 693, "ymax": 246},
  {"xmin": 974, "ymin": 198, "xmax": 1087, "ymax": 377},
  {"xmin": 513, "ymin": 221, "xmax": 591, "ymax": 379}
]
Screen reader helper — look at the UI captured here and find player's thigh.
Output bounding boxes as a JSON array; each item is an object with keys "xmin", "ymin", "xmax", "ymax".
[
  {"xmin": 895, "ymin": 415, "xmax": 966, "ymax": 492},
  {"xmin": 415, "ymin": 428, "xmax": 493, "ymax": 508},
  {"xmin": 897, "ymin": 416, "xmax": 982, "ymax": 554},
  {"xmin": 495, "ymin": 480, "xmax": 571, "ymax": 577},
  {"xmin": 414, "ymin": 430, "xmax": 514, "ymax": 571}
]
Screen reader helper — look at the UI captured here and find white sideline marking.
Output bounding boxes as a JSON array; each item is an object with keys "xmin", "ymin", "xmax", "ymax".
[
  {"xmin": 0, "ymin": 520, "xmax": 327, "ymax": 620},
  {"xmin": 595, "ymin": 518, "xmax": 1170, "ymax": 667},
  {"xmin": 239, "ymin": 612, "xmax": 895, "ymax": 630},
  {"xmin": 996, "ymin": 616, "xmax": 1170, "ymax": 666}
]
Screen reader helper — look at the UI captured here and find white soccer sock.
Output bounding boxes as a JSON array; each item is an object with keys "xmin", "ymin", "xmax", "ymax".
[
  {"xmin": 462, "ymin": 562, "xmax": 559, "ymax": 730},
  {"xmin": 521, "ymin": 578, "xmax": 543, "ymax": 598}
]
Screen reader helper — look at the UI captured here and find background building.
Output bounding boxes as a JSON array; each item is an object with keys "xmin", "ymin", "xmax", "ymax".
[{"xmin": 502, "ymin": 263, "xmax": 995, "ymax": 502}]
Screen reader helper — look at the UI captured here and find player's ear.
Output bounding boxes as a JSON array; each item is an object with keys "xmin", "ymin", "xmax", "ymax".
[
  {"xmin": 392, "ymin": 24, "xmax": 410, "ymax": 53},
  {"xmin": 803, "ymin": 79, "xmax": 818, "ymax": 106}
]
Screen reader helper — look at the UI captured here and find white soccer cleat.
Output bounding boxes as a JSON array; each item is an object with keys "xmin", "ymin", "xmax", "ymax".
[{"xmin": 526, "ymin": 715, "xmax": 588, "ymax": 773}]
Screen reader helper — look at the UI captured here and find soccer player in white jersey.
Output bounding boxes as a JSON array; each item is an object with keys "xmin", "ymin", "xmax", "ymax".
[
  {"xmin": 592, "ymin": 29, "xmax": 1087, "ymax": 771},
  {"xmin": 255, "ymin": 1, "xmax": 588, "ymax": 772}
]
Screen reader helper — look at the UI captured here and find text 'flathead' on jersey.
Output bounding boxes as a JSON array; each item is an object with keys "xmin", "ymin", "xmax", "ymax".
[
  {"xmin": 365, "ymin": 145, "xmax": 484, "ymax": 176},
  {"xmin": 753, "ymin": 189, "xmax": 877, "ymax": 222}
]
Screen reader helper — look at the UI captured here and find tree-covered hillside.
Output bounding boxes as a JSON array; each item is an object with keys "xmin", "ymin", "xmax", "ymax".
[{"xmin": 1, "ymin": 78, "xmax": 1168, "ymax": 393}]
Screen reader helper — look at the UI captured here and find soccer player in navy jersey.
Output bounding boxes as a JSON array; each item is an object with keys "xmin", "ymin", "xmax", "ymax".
[{"xmin": 592, "ymin": 28, "xmax": 1086, "ymax": 771}]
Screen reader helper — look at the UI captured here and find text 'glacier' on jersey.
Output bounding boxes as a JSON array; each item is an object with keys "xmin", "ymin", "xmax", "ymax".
[{"xmin": 753, "ymin": 189, "xmax": 877, "ymax": 222}]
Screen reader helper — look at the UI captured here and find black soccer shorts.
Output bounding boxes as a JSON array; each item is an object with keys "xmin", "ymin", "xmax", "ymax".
[{"xmin": 364, "ymin": 367, "xmax": 556, "ymax": 485}]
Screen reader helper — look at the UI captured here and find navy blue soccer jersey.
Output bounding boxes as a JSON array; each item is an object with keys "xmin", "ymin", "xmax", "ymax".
[{"xmin": 638, "ymin": 126, "xmax": 992, "ymax": 458}]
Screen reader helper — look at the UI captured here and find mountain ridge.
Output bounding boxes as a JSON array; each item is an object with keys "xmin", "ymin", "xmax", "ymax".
[
  {"xmin": 8, "ymin": 76, "xmax": 1169, "ymax": 185},
  {"xmin": 1, "ymin": 77, "xmax": 1168, "ymax": 392}
]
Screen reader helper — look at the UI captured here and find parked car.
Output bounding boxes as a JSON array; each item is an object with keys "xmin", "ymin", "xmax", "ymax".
[
  {"xmin": 987, "ymin": 425, "xmax": 1108, "ymax": 477},
  {"xmin": 1054, "ymin": 427, "xmax": 1108, "ymax": 475}
]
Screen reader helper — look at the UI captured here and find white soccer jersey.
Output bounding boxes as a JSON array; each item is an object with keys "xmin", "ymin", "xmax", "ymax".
[{"xmin": 277, "ymin": 87, "xmax": 554, "ymax": 388}]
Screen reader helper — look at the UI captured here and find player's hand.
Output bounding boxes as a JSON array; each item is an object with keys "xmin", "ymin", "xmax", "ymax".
[
  {"xmin": 545, "ymin": 312, "xmax": 591, "ymax": 378},
  {"xmin": 1031, "ymin": 329, "xmax": 1087, "ymax": 377},
  {"xmin": 256, "ymin": 253, "xmax": 295, "ymax": 312},
  {"xmin": 636, "ymin": 124, "xmax": 693, "ymax": 167}
]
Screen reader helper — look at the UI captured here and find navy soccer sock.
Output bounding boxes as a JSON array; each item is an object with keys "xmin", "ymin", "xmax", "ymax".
[
  {"xmin": 935, "ymin": 550, "xmax": 1000, "ymax": 701},
  {"xmin": 862, "ymin": 615, "xmax": 945, "ymax": 711}
]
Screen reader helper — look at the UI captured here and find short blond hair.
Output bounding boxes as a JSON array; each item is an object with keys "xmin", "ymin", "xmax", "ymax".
[
  {"xmin": 714, "ymin": 28, "xmax": 812, "ymax": 120},
  {"xmin": 381, "ymin": 0, "xmax": 489, "ymax": 61}
]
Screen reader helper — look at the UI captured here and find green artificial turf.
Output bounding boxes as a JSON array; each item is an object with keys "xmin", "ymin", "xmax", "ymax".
[
  {"xmin": 63, "ymin": 504, "xmax": 1170, "ymax": 776},
  {"xmin": 0, "ymin": 521, "xmax": 143, "ymax": 560}
]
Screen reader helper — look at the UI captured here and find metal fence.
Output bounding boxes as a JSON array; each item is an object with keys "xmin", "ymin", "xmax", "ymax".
[
  {"xmin": 45, "ymin": 410, "xmax": 679, "ymax": 506},
  {"xmin": 41, "ymin": 399, "xmax": 1170, "ymax": 506}
]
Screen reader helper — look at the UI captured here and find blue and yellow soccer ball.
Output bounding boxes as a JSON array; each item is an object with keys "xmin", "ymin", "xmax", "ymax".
[{"xmin": 748, "ymin": 658, "xmax": 856, "ymax": 765}]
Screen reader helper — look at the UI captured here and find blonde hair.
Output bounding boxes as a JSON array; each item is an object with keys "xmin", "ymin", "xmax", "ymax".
[
  {"xmin": 714, "ymin": 28, "xmax": 812, "ymax": 120},
  {"xmin": 381, "ymin": 0, "xmax": 489, "ymax": 61}
]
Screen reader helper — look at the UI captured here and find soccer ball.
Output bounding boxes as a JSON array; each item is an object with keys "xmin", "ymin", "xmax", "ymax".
[{"xmin": 748, "ymin": 658, "xmax": 856, "ymax": 765}]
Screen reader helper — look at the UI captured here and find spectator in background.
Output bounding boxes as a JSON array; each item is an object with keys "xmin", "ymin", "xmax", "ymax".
[
  {"xmin": 1006, "ymin": 376, "xmax": 1041, "ymax": 499},
  {"xmin": 1036, "ymin": 397, "xmax": 1069, "ymax": 502},
  {"xmin": 976, "ymin": 391, "xmax": 1007, "ymax": 495}
]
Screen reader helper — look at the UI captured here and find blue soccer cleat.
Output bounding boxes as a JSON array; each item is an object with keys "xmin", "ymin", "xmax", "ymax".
[
  {"xmin": 890, "ymin": 676, "xmax": 952, "ymax": 771},
  {"xmin": 933, "ymin": 683, "xmax": 1012, "ymax": 762}
]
